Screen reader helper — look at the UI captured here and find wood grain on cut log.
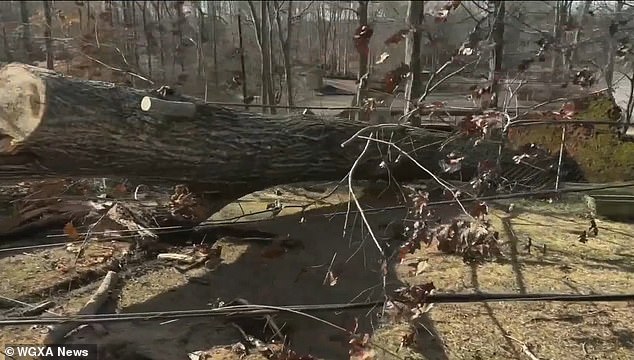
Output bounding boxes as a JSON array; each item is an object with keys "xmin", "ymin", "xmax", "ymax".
[{"xmin": 0, "ymin": 63, "xmax": 495, "ymax": 205}]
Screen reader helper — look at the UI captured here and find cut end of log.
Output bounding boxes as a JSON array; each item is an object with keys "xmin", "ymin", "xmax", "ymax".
[
  {"xmin": 140, "ymin": 96, "xmax": 152, "ymax": 112},
  {"xmin": 0, "ymin": 63, "xmax": 47, "ymax": 147},
  {"xmin": 140, "ymin": 96, "xmax": 197, "ymax": 118}
]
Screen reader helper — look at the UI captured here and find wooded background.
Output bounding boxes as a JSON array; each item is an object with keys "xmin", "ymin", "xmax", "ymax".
[{"xmin": 0, "ymin": 1, "xmax": 632, "ymax": 118}]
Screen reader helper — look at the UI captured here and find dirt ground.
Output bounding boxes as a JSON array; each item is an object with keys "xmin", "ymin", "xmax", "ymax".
[{"xmin": 0, "ymin": 184, "xmax": 633, "ymax": 360}]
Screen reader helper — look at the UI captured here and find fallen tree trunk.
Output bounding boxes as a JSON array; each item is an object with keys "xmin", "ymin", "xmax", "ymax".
[
  {"xmin": 0, "ymin": 64, "xmax": 502, "ymax": 204},
  {"xmin": 2, "ymin": 63, "xmax": 628, "ymax": 222}
]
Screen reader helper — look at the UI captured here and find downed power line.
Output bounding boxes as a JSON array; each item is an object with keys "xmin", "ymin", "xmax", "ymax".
[{"xmin": 1, "ymin": 293, "xmax": 632, "ymax": 326}]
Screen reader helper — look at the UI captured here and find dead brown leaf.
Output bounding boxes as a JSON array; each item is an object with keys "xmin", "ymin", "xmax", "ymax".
[{"xmin": 64, "ymin": 222, "xmax": 81, "ymax": 241}]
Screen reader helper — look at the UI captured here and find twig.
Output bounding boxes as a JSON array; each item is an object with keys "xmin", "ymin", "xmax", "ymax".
[
  {"xmin": 356, "ymin": 136, "xmax": 473, "ymax": 219},
  {"xmin": 73, "ymin": 206, "xmax": 112, "ymax": 265},
  {"xmin": 347, "ymin": 133, "xmax": 385, "ymax": 257},
  {"xmin": 227, "ymin": 298, "xmax": 285, "ymax": 343},
  {"xmin": 555, "ymin": 125, "xmax": 566, "ymax": 191},
  {"xmin": 42, "ymin": 271, "xmax": 118, "ymax": 344},
  {"xmin": 504, "ymin": 335, "xmax": 541, "ymax": 360},
  {"xmin": 77, "ymin": 51, "xmax": 154, "ymax": 85},
  {"xmin": 322, "ymin": 252, "xmax": 338, "ymax": 285},
  {"xmin": 510, "ymin": 88, "xmax": 610, "ymax": 121},
  {"xmin": 0, "ymin": 296, "xmax": 59, "ymax": 317}
]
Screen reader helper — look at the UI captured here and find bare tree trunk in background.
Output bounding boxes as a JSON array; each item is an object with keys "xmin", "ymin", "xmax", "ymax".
[
  {"xmin": 152, "ymin": 1, "xmax": 166, "ymax": 81},
  {"xmin": 317, "ymin": 4, "xmax": 326, "ymax": 68},
  {"xmin": 105, "ymin": 1, "xmax": 113, "ymax": 26},
  {"xmin": 175, "ymin": 0, "xmax": 185, "ymax": 73},
  {"xmin": 209, "ymin": 1, "xmax": 218, "ymax": 88},
  {"xmin": 626, "ymin": 63, "xmax": 634, "ymax": 124},
  {"xmin": 344, "ymin": 9, "xmax": 350, "ymax": 75},
  {"xmin": 78, "ymin": 6, "xmax": 83, "ymax": 33},
  {"xmin": 266, "ymin": 2, "xmax": 277, "ymax": 114},
  {"xmin": 19, "ymin": 1, "xmax": 33, "ymax": 62},
  {"xmin": 43, "ymin": 0, "xmax": 54, "ymax": 70},
  {"xmin": 122, "ymin": 1, "xmax": 136, "ymax": 84},
  {"xmin": 487, "ymin": 0, "xmax": 505, "ymax": 109},
  {"xmin": 404, "ymin": 1, "xmax": 424, "ymax": 118},
  {"xmin": 260, "ymin": 2, "xmax": 271, "ymax": 113},
  {"xmin": 247, "ymin": 0, "xmax": 272, "ymax": 113},
  {"xmin": 274, "ymin": 0, "xmax": 294, "ymax": 110},
  {"xmin": 2, "ymin": 26, "xmax": 14, "ymax": 62},
  {"xmin": 86, "ymin": 2, "xmax": 91, "ymax": 31},
  {"xmin": 131, "ymin": 1, "xmax": 139, "ymax": 69},
  {"xmin": 141, "ymin": 1, "xmax": 152, "ymax": 77},
  {"xmin": 353, "ymin": 1, "xmax": 369, "ymax": 121},
  {"xmin": 356, "ymin": 1, "xmax": 369, "ymax": 82},
  {"xmin": 566, "ymin": 0, "xmax": 592, "ymax": 80},
  {"xmin": 237, "ymin": 14, "xmax": 249, "ymax": 110},
  {"xmin": 551, "ymin": 1, "xmax": 570, "ymax": 81},
  {"xmin": 605, "ymin": 0, "xmax": 624, "ymax": 92},
  {"xmin": 196, "ymin": 3, "xmax": 204, "ymax": 77}
]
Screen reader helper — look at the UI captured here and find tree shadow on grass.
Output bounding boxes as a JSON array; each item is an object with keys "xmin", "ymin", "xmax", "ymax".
[
  {"xmin": 67, "ymin": 198, "xmax": 450, "ymax": 360},
  {"xmin": 469, "ymin": 263, "xmax": 523, "ymax": 360},
  {"xmin": 499, "ymin": 215, "xmax": 527, "ymax": 295}
]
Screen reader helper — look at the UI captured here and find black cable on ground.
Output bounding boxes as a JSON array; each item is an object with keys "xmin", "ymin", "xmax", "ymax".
[{"xmin": 1, "ymin": 293, "xmax": 632, "ymax": 326}]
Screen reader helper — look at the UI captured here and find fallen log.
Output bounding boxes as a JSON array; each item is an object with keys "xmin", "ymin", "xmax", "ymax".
[
  {"xmin": 0, "ymin": 63, "xmax": 501, "ymax": 210},
  {"xmin": 1, "ymin": 63, "xmax": 628, "ymax": 221}
]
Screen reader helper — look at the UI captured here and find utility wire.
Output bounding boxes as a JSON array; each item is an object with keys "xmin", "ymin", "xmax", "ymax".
[
  {"xmin": 1, "ymin": 181, "xmax": 629, "ymax": 254},
  {"xmin": 1, "ymin": 293, "xmax": 632, "ymax": 326},
  {"xmin": 314, "ymin": 181, "xmax": 634, "ymax": 217}
]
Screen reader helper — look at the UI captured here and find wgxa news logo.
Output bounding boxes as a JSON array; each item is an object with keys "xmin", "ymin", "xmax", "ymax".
[{"xmin": 4, "ymin": 345, "xmax": 90, "ymax": 358}]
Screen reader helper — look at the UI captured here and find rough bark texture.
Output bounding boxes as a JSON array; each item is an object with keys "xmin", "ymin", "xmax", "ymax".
[
  {"xmin": 404, "ymin": 1, "xmax": 424, "ymax": 114},
  {"xmin": 19, "ymin": 1, "xmax": 32, "ymax": 61},
  {"xmin": 605, "ymin": 0, "xmax": 624, "ymax": 91},
  {"xmin": 42, "ymin": 0, "xmax": 54, "ymax": 70},
  {"xmin": 488, "ymin": 0, "xmax": 505, "ymax": 108},
  {"xmin": 0, "ymin": 63, "xmax": 493, "ymax": 199}
]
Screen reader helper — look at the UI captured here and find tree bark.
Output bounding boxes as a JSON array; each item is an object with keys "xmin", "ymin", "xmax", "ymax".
[
  {"xmin": 0, "ymin": 63, "xmax": 501, "ymax": 206},
  {"xmin": 43, "ymin": 0, "xmax": 54, "ymax": 70},
  {"xmin": 141, "ymin": 1, "xmax": 152, "ymax": 78},
  {"xmin": 237, "ymin": 14, "xmax": 249, "ymax": 110},
  {"xmin": 605, "ymin": 0, "xmax": 624, "ymax": 92},
  {"xmin": 487, "ymin": 0, "xmax": 505, "ymax": 109},
  {"xmin": 274, "ymin": 0, "xmax": 294, "ymax": 110},
  {"xmin": 266, "ymin": 2, "xmax": 277, "ymax": 114},
  {"xmin": 404, "ymin": 1, "xmax": 424, "ymax": 115},
  {"xmin": 566, "ymin": 0, "xmax": 592, "ymax": 79},
  {"xmin": 19, "ymin": 1, "xmax": 33, "ymax": 62},
  {"xmin": 353, "ymin": 1, "xmax": 369, "ymax": 121},
  {"xmin": 151, "ymin": 1, "xmax": 166, "ymax": 81}
]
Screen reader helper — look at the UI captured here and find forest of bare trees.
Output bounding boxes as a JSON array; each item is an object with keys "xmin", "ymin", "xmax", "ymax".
[
  {"xmin": 0, "ymin": 1, "xmax": 634, "ymax": 360},
  {"xmin": 1, "ymin": 1, "xmax": 631, "ymax": 114}
]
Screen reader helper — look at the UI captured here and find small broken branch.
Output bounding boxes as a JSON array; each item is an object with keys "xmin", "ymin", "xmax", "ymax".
[
  {"xmin": 140, "ymin": 96, "xmax": 197, "ymax": 118},
  {"xmin": 505, "ymin": 335, "xmax": 541, "ymax": 360},
  {"xmin": 42, "ymin": 271, "xmax": 118, "ymax": 344}
]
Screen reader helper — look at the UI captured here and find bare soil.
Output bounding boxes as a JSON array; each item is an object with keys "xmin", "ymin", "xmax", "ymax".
[{"xmin": 0, "ymin": 185, "xmax": 633, "ymax": 360}]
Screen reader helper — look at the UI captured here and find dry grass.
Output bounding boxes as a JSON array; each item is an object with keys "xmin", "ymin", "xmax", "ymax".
[
  {"xmin": 0, "ymin": 189, "xmax": 632, "ymax": 360},
  {"xmin": 382, "ymin": 195, "xmax": 634, "ymax": 360}
]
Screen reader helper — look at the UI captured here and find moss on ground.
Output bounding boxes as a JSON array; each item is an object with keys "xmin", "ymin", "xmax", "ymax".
[{"xmin": 507, "ymin": 93, "xmax": 634, "ymax": 182}]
